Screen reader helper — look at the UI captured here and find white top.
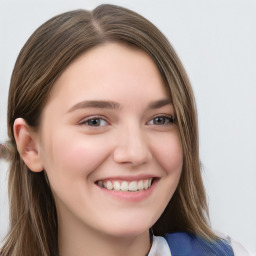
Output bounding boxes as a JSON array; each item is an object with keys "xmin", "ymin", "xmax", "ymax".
[
  {"xmin": 148, "ymin": 235, "xmax": 171, "ymax": 256},
  {"xmin": 148, "ymin": 235, "xmax": 254, "ymax": 256}
]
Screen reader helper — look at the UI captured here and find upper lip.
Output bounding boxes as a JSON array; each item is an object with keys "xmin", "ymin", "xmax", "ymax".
[{"xmin": 95, "ymin": 174, "xmax": 159, "ymax": 182}]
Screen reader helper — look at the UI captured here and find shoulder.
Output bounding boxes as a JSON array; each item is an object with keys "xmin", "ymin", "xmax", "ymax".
[{"xmin": 164, "ymin": 232, "xmax": 234, "ymax": 256}]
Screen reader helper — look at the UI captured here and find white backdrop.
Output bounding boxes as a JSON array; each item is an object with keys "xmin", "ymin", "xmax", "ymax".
[{"xmin": 0, "ymin": 0, "xmax": 255, "ymax": 253}]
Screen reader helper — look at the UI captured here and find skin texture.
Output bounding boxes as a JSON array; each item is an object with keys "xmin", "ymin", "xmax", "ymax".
[{"xmin": 14, "ymin": 43, "xmax": 183, "ymax": 256}]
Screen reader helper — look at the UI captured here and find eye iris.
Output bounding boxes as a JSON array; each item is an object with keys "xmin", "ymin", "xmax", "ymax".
[
  {"xmin": 154, "ymin": 117, "xmax": 165, "ymax": 125},
  {"xmin": 153, "ymin": 116, "xmax": 173, "ymax": 125},
  {"xmin": 88, "ymin": 119, "xmax": 101, "ymax": 126}
]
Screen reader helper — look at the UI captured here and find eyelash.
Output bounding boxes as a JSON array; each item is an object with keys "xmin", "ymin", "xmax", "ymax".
[
  {"xmin": 147, "ymin": 115, "xmax": 174, "ymax": 125},
  {"xmin": 78, "ymin": 115, "xmax": 109, "ymax": 127},
  {"xmin": 78, "ymin": 114, "xmax": 174, "ymax": 127}
]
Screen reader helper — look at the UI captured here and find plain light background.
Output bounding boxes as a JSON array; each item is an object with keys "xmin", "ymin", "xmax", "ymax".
[{"xmin": 0, "ymin": 0, "xmax": 255, "ymax": 253}]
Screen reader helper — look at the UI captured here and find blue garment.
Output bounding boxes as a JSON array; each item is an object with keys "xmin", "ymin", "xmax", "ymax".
[{"xmin": 165, "ymin": 232, "xmax": 234, "ymax": 256}]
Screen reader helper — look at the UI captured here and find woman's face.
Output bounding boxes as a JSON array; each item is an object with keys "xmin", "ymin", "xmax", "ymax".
[{"xmin": 37, "ymin": 42, "xmax": 183, "ymax": 238}]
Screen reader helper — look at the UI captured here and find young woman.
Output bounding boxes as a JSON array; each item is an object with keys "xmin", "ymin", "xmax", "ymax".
[{"xmin": 0, "ymin": 4, "xmax": 250, "ymax": 256}]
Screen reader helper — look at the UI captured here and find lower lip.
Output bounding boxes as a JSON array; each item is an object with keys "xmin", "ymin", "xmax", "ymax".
[{"xmin": 96, "ymin": 179, "xmax": 158, "ymax": 202}]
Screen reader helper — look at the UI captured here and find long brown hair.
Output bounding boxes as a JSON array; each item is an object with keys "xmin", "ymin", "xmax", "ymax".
[{"xmin": 1, "ymin": 4, "xmax": 216, "ymax": 256}]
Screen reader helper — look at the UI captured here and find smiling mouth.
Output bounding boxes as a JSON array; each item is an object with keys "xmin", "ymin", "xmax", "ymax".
[{"xmin": 96, "ymin": 178, "xmax": 156, "ymax": 192}]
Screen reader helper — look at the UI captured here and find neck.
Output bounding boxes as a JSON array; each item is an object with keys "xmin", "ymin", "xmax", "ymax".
[{"xmin": 57, "ymin": 211, "xmax": 151, "ymax": 256}]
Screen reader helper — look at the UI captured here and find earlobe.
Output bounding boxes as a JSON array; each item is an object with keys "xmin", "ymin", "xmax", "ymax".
[{"xmin": 13, "ymin": 118, "xmax": 44, "ymax": 172}]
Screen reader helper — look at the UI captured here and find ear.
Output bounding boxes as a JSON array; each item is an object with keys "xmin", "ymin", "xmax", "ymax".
[{"xmin": 13, "ymin": 118, "xmax": 44, "ymax": 172}]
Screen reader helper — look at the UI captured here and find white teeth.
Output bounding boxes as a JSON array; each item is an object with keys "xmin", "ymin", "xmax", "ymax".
[
  {"xmin": 138, "ymin": 180, "xmax": 144, "ymax": 190},
  {"xmin": 113, "ymin": 181, "xmax": 121, "ymax": 191},
  {"xmin": 106, "ymin": 181, "xmax": 113, "ymax": 190},
  {"xmin": 97, "ymin": 178, "xmax": 153, "ymax": 192},
  {"xmin": 120, "ymin": 181, "xmax": 129, "ymax": 191},
  {"xmin": 144, "ymin": 180, "xmax": 149, "ymax": 189},
  {"xmin": 128, "ymin": 181, "xmax": 137, "ymax": 192}
]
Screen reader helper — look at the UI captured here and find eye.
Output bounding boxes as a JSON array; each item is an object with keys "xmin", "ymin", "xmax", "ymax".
[
  {"xmin": 79, "ymin": 117, "xmax": 108, "ymax": 127},
  {"xmin": 147, "ymin": 115, "xmax": 174, "ymax": 125}
]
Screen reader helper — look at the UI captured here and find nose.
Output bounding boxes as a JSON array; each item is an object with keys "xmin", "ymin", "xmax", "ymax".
[{"xmin": 113, "ymin": 125, "xmax": 152, "ymax": 166}]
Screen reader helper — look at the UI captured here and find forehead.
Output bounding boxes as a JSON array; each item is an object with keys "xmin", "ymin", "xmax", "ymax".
[{"xmin": 45, "ymin": 42, "xmax": 169, "ymax": 109}]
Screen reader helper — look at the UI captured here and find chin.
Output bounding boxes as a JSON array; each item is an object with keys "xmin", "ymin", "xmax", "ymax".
[{"xmin": 100, "ymin": 215, "xmax": 156, "ymax": 238}]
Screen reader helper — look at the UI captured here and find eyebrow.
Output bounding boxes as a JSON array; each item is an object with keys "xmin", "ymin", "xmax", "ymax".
[
  {"xmin": 67, "ymin": 100, "xmax": 121, "ymax": 113},
  {"xmin": 67, "ymin": 98, "xmax": 172, "ymax": 113},
  {"xmin": 148, "ymin": 98, "xmax": 172, "ymax": 109}
]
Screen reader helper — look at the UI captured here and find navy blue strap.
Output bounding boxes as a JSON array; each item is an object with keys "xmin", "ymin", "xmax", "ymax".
[{"xmin": 165, "ymin": 232, "xmax": 234, "ymax": 256}]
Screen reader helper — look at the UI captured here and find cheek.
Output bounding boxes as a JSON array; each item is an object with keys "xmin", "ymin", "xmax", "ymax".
[
  {"xmin": 41, "ymin": 129, "xmax": 112, "ymax": 178},
  {"xmin": 153, "ymin": 132, "xmax": 183, "ymax": 175}
]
